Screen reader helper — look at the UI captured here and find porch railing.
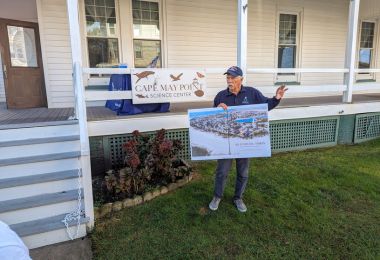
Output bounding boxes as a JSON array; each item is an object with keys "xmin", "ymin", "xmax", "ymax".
[{"xmin": 82, "ymin": 67, "xmax": 380, "ymax": 102}]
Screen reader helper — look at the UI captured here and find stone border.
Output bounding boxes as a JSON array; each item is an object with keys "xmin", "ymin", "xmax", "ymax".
[{"xmin": 94, "ymin": 173, "xmax": 193, "ymax": 220}]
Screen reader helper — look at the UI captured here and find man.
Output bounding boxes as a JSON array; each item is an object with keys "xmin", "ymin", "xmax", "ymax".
[{"xmin": 209, "ymin": 66, "xmax": 287, "ymax": 213}]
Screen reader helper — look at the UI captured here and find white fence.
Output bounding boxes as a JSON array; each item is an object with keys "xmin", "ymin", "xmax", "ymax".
[{"xmin": 82, "ymin": 67, "xmax": 380, "ymax": 102}]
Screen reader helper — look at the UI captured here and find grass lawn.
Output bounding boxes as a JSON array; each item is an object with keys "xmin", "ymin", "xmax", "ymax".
[{"xmin": 91, "ymin": 138, "xmax": 380, "ymax": 259}]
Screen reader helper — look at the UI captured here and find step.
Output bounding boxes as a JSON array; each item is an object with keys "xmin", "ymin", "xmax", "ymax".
[
  {"xmin": 0, "ymin": 158, "xmax": 81, "ymax": 179},
  {"xmin": 0, "ymin": 121, "xmax": 79, "ymax": 142},
  {"xmin": 21, "ymin": 222, "xmax": 87, "ymax": 249},
  {"xmin": 0, "ymin": 176, "xmax": 82, "ymax": 201},
  {"xmin": 0, "ymin": 120, "xmax": 78, "ymax": 131},
  {"xmin": 0, "ymin": 140, "xmax": 81, "ymax": 160},
  {"xmin": 0, "ymin": 151, "xmax": 81, "ymax": 167},
  {"xmin": 0, "ymin": 189, "xmax": 82, "ymax": 214},
  {"xmin": 10, "ymin": 213, "xmax": 89, "ymax": 237},
  {"xmin": 0, "ymin": 135, "xmax": 80, "ymax": 148},
  {"xmin": 0, "ymin": 170, "xmax": 80, "ymax": 189},
  {"xmin": 0, "ymin": 200, "xmax": 84, "ymax": 225}
]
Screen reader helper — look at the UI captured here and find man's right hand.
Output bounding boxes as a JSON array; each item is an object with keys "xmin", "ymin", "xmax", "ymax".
[{"xmin": 218, "ymin": 103, "xmax": 228, "ymax": 110}]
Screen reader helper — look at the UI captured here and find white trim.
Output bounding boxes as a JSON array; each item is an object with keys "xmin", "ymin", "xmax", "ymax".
[
  {"xmin": 355, "ymin": 68, "xmax": 380, "ymax": 73},
  {"xmin": 36, "ymin": 0, "xmax": 53, "ymax": 108},
  {"xmin": 247, "ymin": 68, "xmax": 349, "ymax": 73},
  {"xmin": 66, "ymin": 0, "xmax": 94, "ymax": 229},
  {"xmin": 87, "ymin": 101, "xmax": 380, "ymax": 137},
  {"xmin": 275, "ymin": 10, "xmax": 303, "ymax": 83},
  {"xmin": 356, "ymin": 19, "xmax": 377, "ymax": 81},
  {"xmin": 83, "ymin": 67, "xmax": 349, "ymax": 75},
  {"xmin": 85, "ymin": 90, "xmax": 132, "ymax": 101},
  {"xmin": 343, "ymin": 0, "xmax": 361, "ymax": 103},
  {"xmin": 237, "ymin": 0, "xmax": 248, "ymax": 78}
]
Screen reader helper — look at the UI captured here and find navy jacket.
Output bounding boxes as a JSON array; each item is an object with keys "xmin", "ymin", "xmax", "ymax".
[{"xmin": 213, "ymin": 86, "xmax": 280, "ymax": 111}]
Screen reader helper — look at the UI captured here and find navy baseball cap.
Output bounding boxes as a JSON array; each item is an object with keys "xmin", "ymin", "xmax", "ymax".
[{"xmin": 223, "ymin": 66, "xmax": 243, "ymax": 77}]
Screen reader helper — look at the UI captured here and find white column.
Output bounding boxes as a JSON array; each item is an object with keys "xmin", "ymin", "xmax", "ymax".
[
  {"xmin": 237, "ymin": 0, "xmax": 248, "ymax": 78},
  {"xmin": 343, "ymin": 0, "xmax": 361, "ymax": 103},
  {"xmin": 66, "ymin": 0, "xmax": 94, "ymax": 229}
]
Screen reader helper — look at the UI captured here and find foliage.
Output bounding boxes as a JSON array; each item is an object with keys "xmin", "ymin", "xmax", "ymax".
[
  {"xmin": 100, "ymin": 129, "xmax": 192, "ymax": 202},
  {"xmin": 92, "ymin": 138, "xmax": 380, "ymax": 259}
]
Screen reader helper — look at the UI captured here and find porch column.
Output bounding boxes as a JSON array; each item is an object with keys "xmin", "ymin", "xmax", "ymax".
[
  {"xmin": 237, "ymin": 0, "xmax": 248, "ymax": 77},
  {"xmin": 66, "ymin": 0, "xmax": 95, "ymax": 229},
  {"xmin": 343, "ymin": 0, "xmax": 361, "ymax": 103}
]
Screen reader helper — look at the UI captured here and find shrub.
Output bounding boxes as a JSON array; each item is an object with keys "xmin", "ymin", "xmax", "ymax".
[{"xmin": 100, "ymin": 129, "xmax": 192, "ymax": 202}]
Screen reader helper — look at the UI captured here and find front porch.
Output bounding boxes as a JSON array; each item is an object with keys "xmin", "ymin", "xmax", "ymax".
[{"xmin": 1, "ymin": 93, "xmax": 380, "ymax": 129}]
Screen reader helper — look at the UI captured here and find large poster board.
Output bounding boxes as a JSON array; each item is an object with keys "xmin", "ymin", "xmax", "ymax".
[
  {"xmin": 188, "ymin": 104, "xmax": 271, "ymax": 160},
  {"xmin": 131, "ymin": 69, "xmax": 207, "ymax": 104}
]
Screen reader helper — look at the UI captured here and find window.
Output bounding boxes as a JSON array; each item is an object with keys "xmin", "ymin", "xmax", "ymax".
[
  {"xmin": 84, "ymin": 0, "xmax": 119, "ymax": 68},
  {"xmin": 132, "ymin": 0, "xmax": 162, "ymax": 68},
  {"xmin": 7, "ymin": 26, "xmax": 38, "ymax": 67},
  {"xmin": 358, "ymin": 22, "xmax": 376, "ymax": 73},
  {"xmin": 278, "ymin": 14, "xmax": 298, "ymax": 74}
]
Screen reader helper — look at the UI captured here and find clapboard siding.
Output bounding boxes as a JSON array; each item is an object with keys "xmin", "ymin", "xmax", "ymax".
[
  {"xmin": 300, "ymin": 0, "xmax": 348, "ymax": 85},
  {"xmin": 35, "ymin": 0, "xmax": 379, "ymax": 108},
  {"xmin": 246, "ymin": 0, "xmax": 277, "ymax": 86},
  {"xmin": 165, "ymin": 0, "xmax": 237, "ymax": 94},
  {"xmin": 38, "ymin": 0, "xmax": 74, "ymax": 108},
  {"xmin": 0, "ymin": 52, "xmax": 5, "ymax": 102},
  {"xmin": 246, "ymin": 0, "xmax": 349, "ymax": 87}
]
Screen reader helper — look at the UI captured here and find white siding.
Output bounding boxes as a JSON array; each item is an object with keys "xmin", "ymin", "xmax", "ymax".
[
  {"xmin": 246, "ymin": 0, "xmax": 349, "ymax": 89},
  {"xmin": 0, "ymin": 53, "xmax": 5, "ymax": 102},
  {"xmin": 165, "ymin": 0, "xmax": 237, "ymax": 96},
  {"xmin": 38, "ymin": 0, "xmax": 74, "ymax": 108},
  {"xmin": 359, "ymin": 0, "xmax": 380, "ymax": 82},
  {"xmin": 36, "ymin": 0, "xmax": 379, "ymax": 108},
  {"xmin": 246, "ymin": 0, "xmax": 277, "ymax": 86}
]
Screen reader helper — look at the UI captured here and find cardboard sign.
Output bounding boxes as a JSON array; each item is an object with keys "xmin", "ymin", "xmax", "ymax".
[
  {"xmin": 131, "ymin": 69, "xmax": 207, "ymax": 104},
  {"xmin": 188, "ymin": 104, "xmax": 271, "ymax": 160}
]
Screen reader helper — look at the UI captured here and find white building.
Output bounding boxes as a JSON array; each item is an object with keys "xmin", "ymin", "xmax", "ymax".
[{"xmin": 0, "ymin": 0, "xmax": 379, "ymax": 250}]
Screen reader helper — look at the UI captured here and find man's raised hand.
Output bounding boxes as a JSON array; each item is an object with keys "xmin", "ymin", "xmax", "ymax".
[{"xmin": 275, "ymin": 85, "xmax": 288, "ymax": 100}]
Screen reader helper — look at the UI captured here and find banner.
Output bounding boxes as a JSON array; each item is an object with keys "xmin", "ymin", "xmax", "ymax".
[
  {"xmin": 188, "ymin": 104, "xmax": 271, "ymax": 160},
  {"xmin": 131, "ymin": 69, "xmax": 207, "ymax": 104}
]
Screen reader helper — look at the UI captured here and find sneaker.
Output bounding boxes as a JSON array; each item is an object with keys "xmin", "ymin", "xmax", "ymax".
[
  {"xmin": 233, "ymin": 199, "xmax": 247, "ymax": 213},
  {"xmin": 209, "ymin": 197, "xmax": 221, "ymax": 211}
]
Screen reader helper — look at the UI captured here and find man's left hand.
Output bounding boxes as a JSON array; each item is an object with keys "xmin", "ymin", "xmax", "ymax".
[{"xmin": 275, "ymin": 85, "xmax": 288, "ymax": 100}]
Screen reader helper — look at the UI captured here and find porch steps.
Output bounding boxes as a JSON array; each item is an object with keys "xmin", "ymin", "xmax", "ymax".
[
  {"xmin": 0, "ymin": 135, "xmax": 80, "ymax": 147},
  {"xmin": 10, "ymin": 214, "xmax": 89, "ymax": 237},
  {"xmin": 0, "ymin": 151, "xmax": 81, "ymax": 167},
  {"xmin": 0, "ymin": 189, "xmax": 83, "ymax": 214},
  {"xmin": 0, "ymin": 121, "xmax": 89, "ymax": 249},
  {"xmin": 0, "ymin": 169, "xmax": 79, "ymax": 189}
]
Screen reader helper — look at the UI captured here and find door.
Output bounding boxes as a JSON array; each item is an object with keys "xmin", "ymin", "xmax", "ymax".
[{"xmin": 0, "ymin": 18, "xmax": 46, "ymax": 109}]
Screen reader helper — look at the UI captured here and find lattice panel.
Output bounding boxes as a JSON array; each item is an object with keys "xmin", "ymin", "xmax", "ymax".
[
  {"xmin": 354, "ymin": 113, "xmax": 380, "ymax": 143},
  {"xmin": 270, "ymin": 117, "xmax": 339, "ymax": 152}
]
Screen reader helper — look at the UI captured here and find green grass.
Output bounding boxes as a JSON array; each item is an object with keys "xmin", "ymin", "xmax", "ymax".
[{"xmin": 91, "ymin": 139, "xmax": 380, "ymax": 259}]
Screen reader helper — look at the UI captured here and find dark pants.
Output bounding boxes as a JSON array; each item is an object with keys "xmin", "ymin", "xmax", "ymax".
[{"xmin": 214, "ymin": 158, "xmax": 249, "ymax": 200}]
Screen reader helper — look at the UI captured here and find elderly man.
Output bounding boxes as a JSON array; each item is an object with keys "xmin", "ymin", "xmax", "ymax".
[{"xmin": 209, "ymin": 66, "xmax": 287, "ymax": 213}]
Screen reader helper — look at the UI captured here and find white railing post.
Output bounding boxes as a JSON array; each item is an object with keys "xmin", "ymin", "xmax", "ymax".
[
  {"xmin": 66, "ymin": 0, "xmax": 94, "ymax": 229},
  {"xmin": 343, "ymin": 0, "xmax": 361, "ymax": 103},
  {"xmin": 237, "ymin": 0, "xmax": 248, "ymax": 80}
]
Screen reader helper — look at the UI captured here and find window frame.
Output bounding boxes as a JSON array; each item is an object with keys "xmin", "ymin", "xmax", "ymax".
[
  {"xmin": 275, "ymin": 11, "xmax": 302, "ymax": 84},
  {"xmin": 356, "ymin": 20, "xmax": 377, "ymax": 81},
  {"xmin": 82, "ymin": 0, "xmax": 122, "ymax": 71},
  {"xmin": 131, "ymin": 0, "xmax": 163, "ymax": 68}
]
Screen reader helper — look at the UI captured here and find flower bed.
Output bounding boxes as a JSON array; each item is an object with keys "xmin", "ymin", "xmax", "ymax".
[{"xmin": 93, "ymin": 129, "xmax": 193, "ymax": 219}]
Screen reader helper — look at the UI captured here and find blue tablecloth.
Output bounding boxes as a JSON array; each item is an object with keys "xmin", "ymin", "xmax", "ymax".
[{"xmin": 105, "ymin": 74, "xmax": 170, "ymax": 115}]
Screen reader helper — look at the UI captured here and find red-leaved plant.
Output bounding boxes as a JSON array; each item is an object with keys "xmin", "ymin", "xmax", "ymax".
[{"xmin": 102, "ymin": 129, "xmax": 191, "ymax": 201}]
